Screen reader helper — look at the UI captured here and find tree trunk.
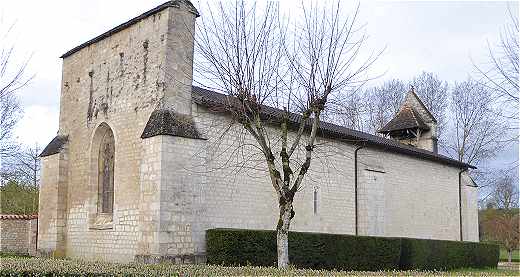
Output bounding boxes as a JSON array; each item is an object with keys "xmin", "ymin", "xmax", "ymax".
[
  {"xmin": 508, "ymin": 249, "xmax": 512, "ymax": 263},
  {"xmin": 277, "ymin": 202, "xmax": 293, "ymax": 268}
]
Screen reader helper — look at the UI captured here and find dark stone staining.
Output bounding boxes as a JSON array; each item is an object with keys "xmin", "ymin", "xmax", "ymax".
[
  {"xmin": 119, "ymin": 52, "xmax": 125, "ymax": 77},
  {"xmin": 94, "ymin": 69, "xmax": 113, "ymax": 118},
  {"xmin": 87, "ymin": 71, "xmax": 95, "ymax": 122},
  {"xmin": 156, "ymin": 80, "xmax": 166, "ymax": 92},
  {"xmin": 76, "ymin": 77, "xmax": 80, "ymax": 83},
  {"xmin": 141, "ymin": 109, "xmax": 204, "ymax": 140},
  {"xmin": 143, "ymin": 39, "xmax": 149, "ymax": 84},
  {"xmin": 101, "ymin": 102, "xmax": 109, "ymax": 116},
  {"xmin": 134, "ymin": 74, "xmax": 140, "ymax": 90},
  {"xmin": 40, "ymin": 135, "xmax": 69, "ymax": 157}
]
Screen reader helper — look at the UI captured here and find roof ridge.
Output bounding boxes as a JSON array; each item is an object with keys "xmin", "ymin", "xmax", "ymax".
[
  {"xmin": 191, "ymin": 86, "xmax": 474, "ymax": 169},
  {"xmin": 406, "ymin": 89, "xmax": 437, "ymax": 123},
  {"xmin": 60, "ymin": 1, "xmax": 199, "ymax": 59}
]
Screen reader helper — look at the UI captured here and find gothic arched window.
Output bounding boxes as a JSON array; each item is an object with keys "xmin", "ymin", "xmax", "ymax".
[{"xmin": 98, "ymin": 127, "xmax": 114, "ymax": 214}]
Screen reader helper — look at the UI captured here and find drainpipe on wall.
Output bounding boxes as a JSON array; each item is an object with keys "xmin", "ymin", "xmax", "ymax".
[
  {"xmin": 354, "ymin": 144, "xmax": 365, "ymax": 236},
  {"xmin": 35, "ymin": 218, "xmax": 38, "ymax": 254},
  {"xmin": 458, "ymin": 168, "xmax": 468, "ymax": 241}
]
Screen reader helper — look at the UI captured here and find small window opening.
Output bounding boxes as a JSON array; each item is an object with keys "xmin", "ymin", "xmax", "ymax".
[{"xmin": 313, "ymin": 187, "xmax": 318, "ymax": 215}]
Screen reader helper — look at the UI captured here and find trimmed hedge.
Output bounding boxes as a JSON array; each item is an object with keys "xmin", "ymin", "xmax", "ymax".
[
  {"xmin": 206, "ymin": 228, "xmax": 499, "ymax": 271},
  {"xmin": 400, "ymin": 238, "xmax": 499, "ymax": 270},
  {"xmin": 207, "ymin": 229, "xmax": 402, "ymax": 271}
]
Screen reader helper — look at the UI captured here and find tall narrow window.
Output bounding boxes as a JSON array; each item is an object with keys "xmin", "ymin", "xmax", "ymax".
[
  {"xmin": 313, "ymin": 187, "xmax": 318, "ymax": 215},
  {"xmin": 98, "ymin": 129, "xmax": 114, "ymax": 214}
]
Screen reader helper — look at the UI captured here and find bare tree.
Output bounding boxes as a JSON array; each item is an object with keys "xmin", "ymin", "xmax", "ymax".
[
  {"xmin": 474, "ymin": 6, "xmax": 519, "ymax": 116},
  {"xmin": 195, "ymin": 0, "xmax": 381, "ymax": 267},
  {"xmin": 1, "ymin": 144, "xmax": 41, "ymax": 187},
  {"xmin": 0, "ymin": 21, "xmax": 32, "ymax": 158},
  {"xmin": 445, "ymin": 79, "xmax": 507, "ymax": 169},
  {"xmin": 411, "ymin": 71, "xmax": 449, "ymax": 139},
  {"xmin": 363, "ymin": 79, "xmax": 406, "ymax": 134},
  {"xmin": 480, "ymin": 170, "xmax": 519, "ymax": 263},
  {"xmin": 321, "ymin": 89, "xmax": 365, "ymax": 131}
]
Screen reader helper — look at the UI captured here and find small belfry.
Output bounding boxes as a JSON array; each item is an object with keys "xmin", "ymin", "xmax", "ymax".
[{"xmin": 378, "ymin": 86, "xmax": 438, "ymax": 153}]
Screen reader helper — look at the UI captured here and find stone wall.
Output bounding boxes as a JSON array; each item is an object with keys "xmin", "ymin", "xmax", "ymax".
[
  {"xmin": 0, "ymin": 216, "xmax": 38, "ymax": 255},
  {"xmin": 150, "ymin": 103, "xmax": 478, "ymax": 260},
  {"xmin": 38, "ymin": 152, "xmax": 68, "ymax": 257},
  {"xmin": 38, "ymin": 2, "xmax": 197, "ymax": 262},
  {"xmin": 461, "ymin": 175, "xmax": 479, "ymax": 242}
]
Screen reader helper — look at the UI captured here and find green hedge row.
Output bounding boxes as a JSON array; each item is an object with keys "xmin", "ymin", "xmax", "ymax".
[
  {"xmin": 206, "ymin": 229, "xmax": 499, "ymax": 271},
  {"xmin": 399, "ymin": 238, "xmax": 499, "ymax": 270}
]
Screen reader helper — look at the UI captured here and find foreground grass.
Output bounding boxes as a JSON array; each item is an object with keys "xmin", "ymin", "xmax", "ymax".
[{"xmin": 0, "ymin": 257, "xmax": 518, "ymax": 276}]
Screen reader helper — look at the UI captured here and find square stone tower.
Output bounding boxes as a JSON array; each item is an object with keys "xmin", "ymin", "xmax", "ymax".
[{"xmin": 38, "ymin": 1, "xmax": 202, "ymax": 262}]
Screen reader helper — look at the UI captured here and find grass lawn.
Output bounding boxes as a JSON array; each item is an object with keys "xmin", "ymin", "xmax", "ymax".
[
  {"xmin": 500, "ymin": 248, "xmax": 520, "ymax": 262},
  {"xmin": 0, "ymin": 257, "xmax": 518, "ymax": 276}
]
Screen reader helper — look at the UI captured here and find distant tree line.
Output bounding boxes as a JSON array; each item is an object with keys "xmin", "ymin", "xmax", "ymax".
[{"xmin": 0, "ymin": 144, "xmax": 41, "ymax": 214}]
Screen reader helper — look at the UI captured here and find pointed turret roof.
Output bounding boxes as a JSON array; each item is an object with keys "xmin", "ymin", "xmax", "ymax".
[
  {"xmin": 378, "ymin": 105, "xmax": 430, "ymax": 133},
  {"xmin": 404, "ymin": 87, "xmax": 437, "ymax": 123}
]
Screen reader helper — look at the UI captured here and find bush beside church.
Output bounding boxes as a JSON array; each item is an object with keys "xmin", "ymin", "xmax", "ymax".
[{"xmin": 207, "ymin": 229, "xmax": 499, "ymax": 271}]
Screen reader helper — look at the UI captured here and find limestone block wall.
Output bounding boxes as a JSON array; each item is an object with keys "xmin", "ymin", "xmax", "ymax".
[
  {"xmin": 59, "ymin": 10, "xmax": 168, "ymax": 260},
  {"xmin": 461, "ymin": 175, "xmax": 479, "ymax": 242},
  {"xmin": 136, "ymin": 136, "xmax": 162, "ymax": 258},
  {"xmin": 44, "ymin": 3, "xmax": 196, "ymax": 262},
  {"xmin": 153, "ymin": 103, "xmax": 474, "ymax": 258},
  {"xmin": 358, "ymin": 147, "xmax": 461, "ymax": 240},
  {"xmin": 152, "ymin": 105, "xmax": 356, "ymax": 259},
  {"xmin": 358, "ymin": 169, "xmax": 386, "ymax": 236},
  {"xmin": 0, "ymin": 217, "xmax": 38, "ymax": 255},
  {"xmin": 38, "ymin": 152, "xmax": 68, "ymax": 256}
]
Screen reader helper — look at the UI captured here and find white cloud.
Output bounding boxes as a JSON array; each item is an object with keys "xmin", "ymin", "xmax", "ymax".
[{"xmin": 14, "ymin": 105, "xmax": 59, "ymax": 148}]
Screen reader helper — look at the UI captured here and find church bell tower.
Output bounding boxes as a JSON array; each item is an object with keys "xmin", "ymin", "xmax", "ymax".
[{"xmin": 378, "ymin": 87, "xmax": 438, "ymax": 153}]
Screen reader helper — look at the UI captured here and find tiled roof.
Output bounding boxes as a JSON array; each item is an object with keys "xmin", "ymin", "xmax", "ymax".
[
  {"xmin": 40, "ymin": 135, "xmax": 68, "ymax": 157},
  {"xmin": 407, "ymin": 89, "xmax": 437, "ymax": 123},
  {"xmin": 141, "ymin": 109, "xmax": 204, "ymax": 139},
  {"xmin": 60, "ymin": 1, "xmax": 199, "ymax": 59},
  {"xmin": 0, "ymin": 214, "xmax": 38, "ymax": 220},
  {"xmin": 192, "ymin": 86, "xmax": 475, "ymax": 169},
  {"xmin": 378, "ymin": 105, "xmax": 430, "ymax": 133}
]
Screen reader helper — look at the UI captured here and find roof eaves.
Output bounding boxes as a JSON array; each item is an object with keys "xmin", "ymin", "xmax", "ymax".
[
  {"xmin": 40, "ymin": 135, "xmax": 69, "ymax": 157},
  {"xmin": 191, "ymin": 86, "xmax": 475, "ymax": 170}
]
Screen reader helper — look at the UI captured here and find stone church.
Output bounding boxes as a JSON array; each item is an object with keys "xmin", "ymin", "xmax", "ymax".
[{"xmin": 37, "ymin": 0, "xmax": 479, "ymax": 263}]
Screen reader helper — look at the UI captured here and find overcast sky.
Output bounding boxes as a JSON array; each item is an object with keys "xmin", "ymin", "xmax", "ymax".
[{"xmin": 0, "ymin": 0, "xmax": 517, "ymax": 169}]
